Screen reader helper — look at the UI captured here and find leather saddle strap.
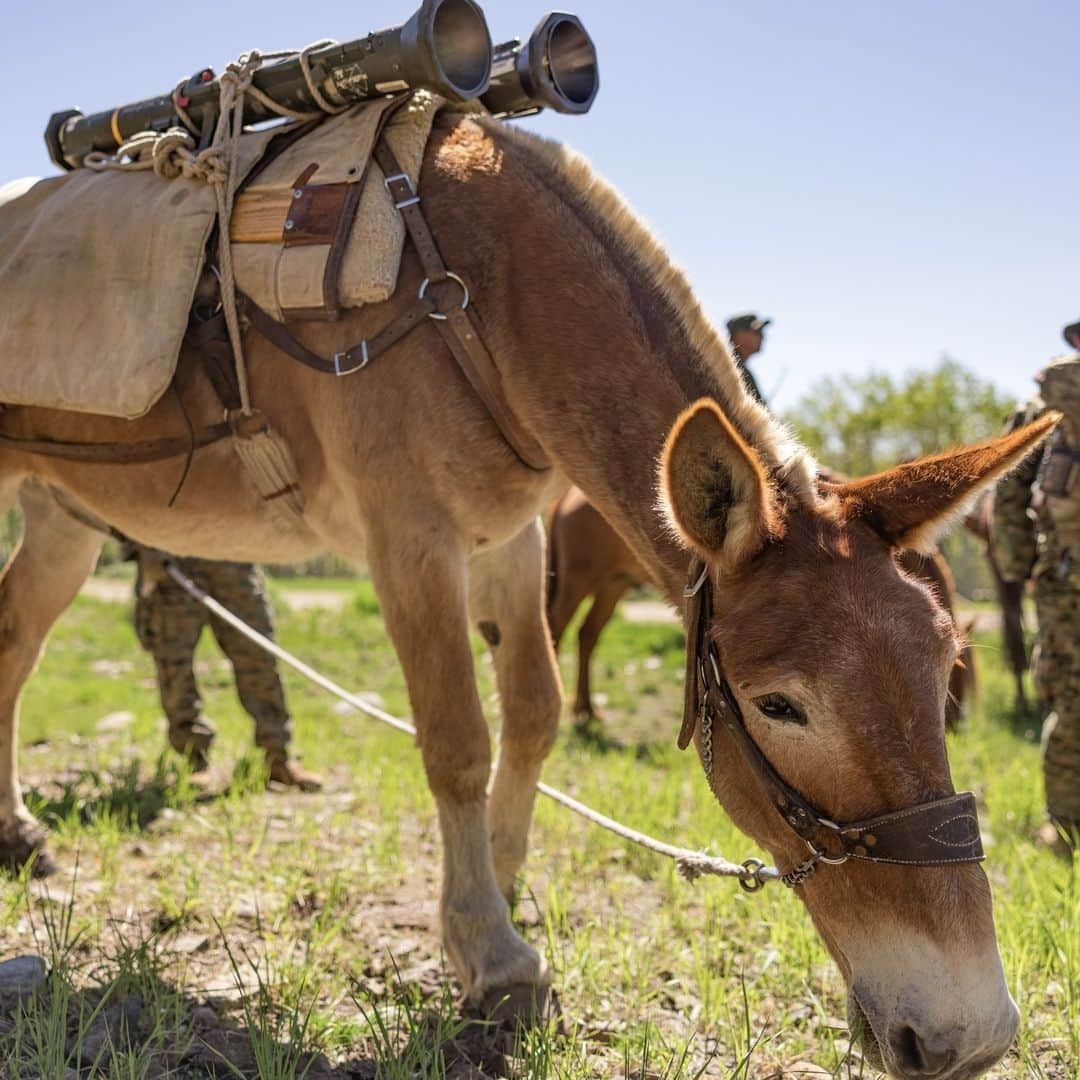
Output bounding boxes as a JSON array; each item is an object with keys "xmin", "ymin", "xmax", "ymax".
[
  {"xmin": 0, "ymin": 422, "xmax": 231, "ymax": 465},
  {"xmin": 187, "ymin": 312, "xmax": 244, "ymax": 411},
  {"xmin": 431, "ymin": 309, "xmax": 551, "ymax": 471},
  {"xmin": 240, "ymin": 289, "xmax": 438, "ymax": 375},
  {"xmin": 316, "ymin": 95, "xmax": 412, "ymax": 321},
  {"xmin": 373, "ymin": 141, "xmax": 550, "ymax": 472}
]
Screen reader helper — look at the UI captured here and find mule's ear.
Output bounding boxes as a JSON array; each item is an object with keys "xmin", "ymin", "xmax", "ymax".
[
  {"xmin": 830, "ymin": 415, "xmax": 1060, "ymax": 553},
  {"xmin": 660, "ymin": 398, "xmax": 783, "ymax": 571}
]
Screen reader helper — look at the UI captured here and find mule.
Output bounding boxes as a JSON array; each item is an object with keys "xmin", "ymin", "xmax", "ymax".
[
  {"xmin": 0, "ymin": 111, "xmax": 1055, "ymax": 1077},
  {"xmin": 546, "ymin": 485, "xmax": 649, "ymax": 719},
  {"xmin": 549, "ymin": 485, "xmax": 977, "ymax": 730}
]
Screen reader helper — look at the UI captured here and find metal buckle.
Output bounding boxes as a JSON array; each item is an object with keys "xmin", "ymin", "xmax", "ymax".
[
  {"xmin": 332, "ymin": 341, "xmax": 369, "ymax": 377},
  {"xmin": 708, "ymin": 651, "xmax": 723, "ymax": 689},
  {"xmin": 418, "ymin": 273, "xmax": 470, "ymax": 322},
  {"xmin": 384, "ymin": 171, "xmax": 420, "ymax": 210},
  {"xmin": 684, "ymin": 563, "xmax": 709, "ymax": 598}
]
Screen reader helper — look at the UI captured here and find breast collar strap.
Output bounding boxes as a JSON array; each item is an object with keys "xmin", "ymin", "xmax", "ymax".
[{"xmin": 680, "ymin": 556, "xmax": 985, "ymax": 889}]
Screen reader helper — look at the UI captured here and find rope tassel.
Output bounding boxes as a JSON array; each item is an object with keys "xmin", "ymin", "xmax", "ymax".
[{"xmin": 229, "ymin": 411, "xmax": 305, "ymax": 521}]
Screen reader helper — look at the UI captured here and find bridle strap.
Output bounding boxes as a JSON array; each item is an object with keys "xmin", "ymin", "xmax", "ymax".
[
  {"xmin": 680, "ymin": 556, "xmax": 984, "ymax": 883},
  {"xmin": 677, "ymin": 559, "xmax": 710, "ymax": 751}
]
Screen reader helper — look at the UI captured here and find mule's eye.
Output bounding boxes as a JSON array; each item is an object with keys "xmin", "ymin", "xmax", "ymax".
[{"xmin": 754, "ymin": 693, "xmax": 806, "ymax": 725}]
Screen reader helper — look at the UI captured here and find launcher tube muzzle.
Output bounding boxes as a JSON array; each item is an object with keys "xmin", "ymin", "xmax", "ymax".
[{"xmin": 482, "ymin": 11, "xmax": 598, "ymax": 118}]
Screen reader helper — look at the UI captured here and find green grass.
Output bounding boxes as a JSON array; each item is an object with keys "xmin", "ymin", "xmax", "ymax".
[{"xmin": 0, "ymin": 582, "xmax": 1075, "ymax": 1077}]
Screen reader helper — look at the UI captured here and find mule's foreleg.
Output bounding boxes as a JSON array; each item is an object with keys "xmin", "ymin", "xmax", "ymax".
[
  {"xmin": 470, "ymin": 521, "xmax": 562, "ymax": 901},
  {"xmin": 367, "ymin": 525, "xmax": 547, "ymax": 1006},
  {"xmin": 0, "ymin": 482, "xmax": 103, "ymax": 871}
]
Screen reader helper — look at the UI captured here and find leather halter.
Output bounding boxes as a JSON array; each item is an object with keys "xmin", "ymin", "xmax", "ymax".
[{"xmin": 679, "ymin": 556, "xmax": 984, "ymax": 890}]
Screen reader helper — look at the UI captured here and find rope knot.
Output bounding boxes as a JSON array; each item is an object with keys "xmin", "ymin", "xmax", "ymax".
[
  {"xmin": 220, "ymin": 51, "xmax": 263, "ymax": 97},
  {"xmin": 189, "ymin": 147, "xmax": 229, "ymax": 185},
  {"xmin": 149, "ymin": 129, "xmax": 197, "ymax": 179}
]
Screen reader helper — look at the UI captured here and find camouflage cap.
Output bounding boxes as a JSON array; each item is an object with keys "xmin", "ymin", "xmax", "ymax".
[
  {"xmin": 726, "ymin": 313, "xmax": 772, "ymax": 336},
  {"xmin": 1063, "ymin": 320, "xmax": 1080, "ymax": 347}
]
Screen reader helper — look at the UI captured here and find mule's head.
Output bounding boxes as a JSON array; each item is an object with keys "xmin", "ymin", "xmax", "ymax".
[{"xmin": 660, "ymin": 400, "xmax": 1058, "ymax": 1079}]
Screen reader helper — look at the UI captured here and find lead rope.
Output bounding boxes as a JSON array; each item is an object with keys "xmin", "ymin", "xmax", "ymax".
[{"xmin": 163, "ymin": 561, "xmax": 780, "ymax": 891}]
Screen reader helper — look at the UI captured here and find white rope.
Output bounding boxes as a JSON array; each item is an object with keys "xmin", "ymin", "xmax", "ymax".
[{"xmin": 162, "ymin": 561, "xmax": 780, "ymax": 888}]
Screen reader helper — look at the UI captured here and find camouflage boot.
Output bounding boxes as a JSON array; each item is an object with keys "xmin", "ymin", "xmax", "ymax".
[
  {"xmin": 1037, "ymin": 818, "xmax": 1078, "ymax": 859},
  {"xmin": 265, "ymin": 748, "xmax": 323, "ymax": 793}
]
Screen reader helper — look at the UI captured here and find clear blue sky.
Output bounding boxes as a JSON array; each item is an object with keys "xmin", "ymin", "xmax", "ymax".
[{"xmin": 3, "ymin": 1, "xmax": 1077, "ymax": 409}]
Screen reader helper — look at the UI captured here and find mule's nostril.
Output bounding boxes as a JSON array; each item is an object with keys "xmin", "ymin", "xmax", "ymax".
[{"xmin": 890, "ymin": 1024, "xmax": 956, "ymax": 1076}]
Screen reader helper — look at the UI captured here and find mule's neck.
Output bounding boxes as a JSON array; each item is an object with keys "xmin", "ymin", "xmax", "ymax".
[{"xmin": 427, "ymin": 119, "xmax": 728, "ymax": 603}]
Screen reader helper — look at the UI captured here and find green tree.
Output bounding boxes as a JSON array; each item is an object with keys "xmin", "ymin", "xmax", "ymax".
[
  {"xmin": 783, "ymin": 355, "xmax": 1019, "ymax": 597},
  {"xmin": 785, "ymin": 355, "xmax": 1015, "ymax": 477}
]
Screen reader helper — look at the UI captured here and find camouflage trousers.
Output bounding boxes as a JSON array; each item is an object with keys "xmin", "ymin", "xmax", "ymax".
[
  {"xmin": 134, "ymin": 553, "xmax": 291, "ymax": 755},
  {"xmin": 1033, "ymin": 563, "xmax": 1080, "ymax": 829}
]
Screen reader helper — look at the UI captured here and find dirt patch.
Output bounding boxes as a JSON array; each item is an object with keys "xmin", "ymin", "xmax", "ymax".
[
  {"xmin": 81, "ymin": 578, "xmax": 348, "ymax": 613},
  {"xmin": 621, "ymin": 600, "xmax": 678, "ymax": 625}
]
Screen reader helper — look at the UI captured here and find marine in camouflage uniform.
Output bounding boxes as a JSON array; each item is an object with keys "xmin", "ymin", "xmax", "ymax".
[
  {"xmin": 132, "ymin": 547, "xmax": 321, "ymax": 791},
  {"xmin": 726, "ymin": 312, "xmax": 771, "ymax": 403},
  {"xmin": 991, "ymin": 327, "xmax": 1080, "ymax": 844}
]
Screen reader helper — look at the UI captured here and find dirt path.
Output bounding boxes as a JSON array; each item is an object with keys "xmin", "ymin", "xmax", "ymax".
[
  {"xmin": 621, "ymin": 599, "xmax": 678, "ymax": 624},
  {"xmin": 82, "ymin": 578, "xmax": 348, "ymax": 612},
  {"xmin": 82, "ymin": 578, "xmax": 1003, "ymax": 633}
]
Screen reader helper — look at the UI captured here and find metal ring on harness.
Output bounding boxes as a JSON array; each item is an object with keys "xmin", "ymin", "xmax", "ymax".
[
  {"xmin": 419, "ymin": 272, "xmax": 470, "ymax": 321},
  {"xmin": 805, "ymin": 839, "xmax": 850, "ymax": 867},
  {"xmin": 738, "ymin": 857, "xmax": 768, "ymax": 892}
]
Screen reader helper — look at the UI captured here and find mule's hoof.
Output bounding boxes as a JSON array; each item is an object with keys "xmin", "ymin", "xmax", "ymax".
[
  {"xmin": 0, "ymin": 821, "xmax": 53, "ymax": 877},
  {"xmin": 474, "ymin": 982, "xmax": 553, "ymax": 1027},
  {"xmin": 267, "ymin": 757, "xmax": 323, "ymax": 793},
  {"xmin": 571, "ymin": 703, "xmax": 598, "ymax": 725}
]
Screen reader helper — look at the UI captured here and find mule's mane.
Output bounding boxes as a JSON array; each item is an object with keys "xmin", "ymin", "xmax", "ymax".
[{"xmin": 480, "ymin": 118, "xmax": 818, "ymax": 504}]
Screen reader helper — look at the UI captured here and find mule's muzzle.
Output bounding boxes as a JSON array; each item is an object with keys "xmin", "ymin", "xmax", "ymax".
[{"xmin": 848, "ymin": 985, "xmax": 1019, "ymax": 1080}]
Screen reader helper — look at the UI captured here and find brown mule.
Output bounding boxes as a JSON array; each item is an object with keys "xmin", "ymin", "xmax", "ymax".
[
  {"xmin": 546, "ymin": 486, "xmax": 651, "ymax": 723},
  {"xmin": 0, "ymin": 112, "xmax": 1056, "ymax": 1076}
]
